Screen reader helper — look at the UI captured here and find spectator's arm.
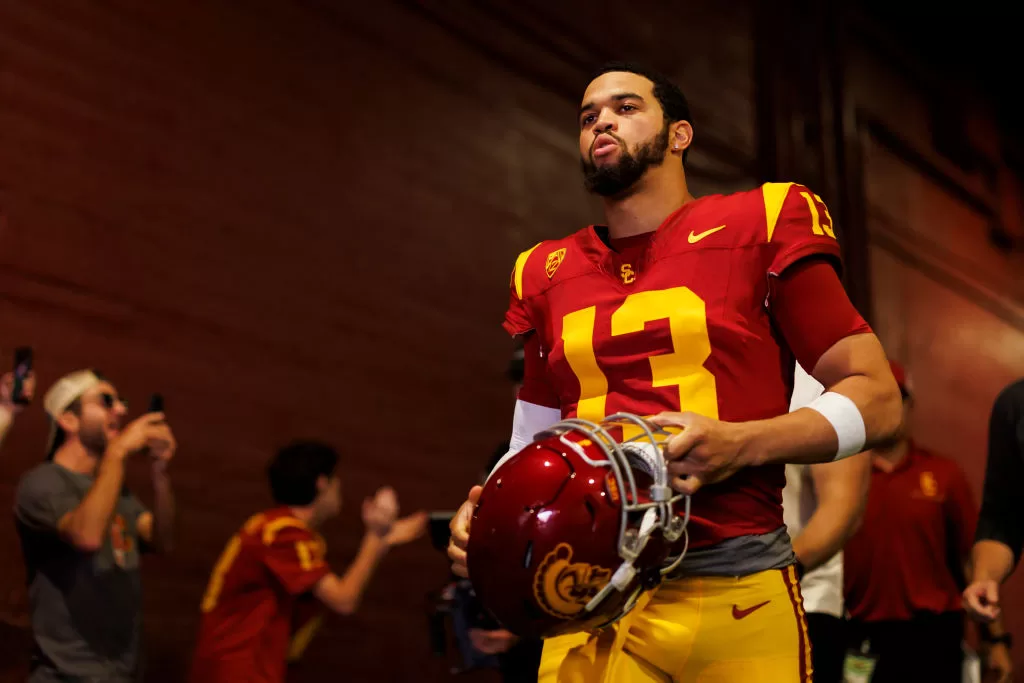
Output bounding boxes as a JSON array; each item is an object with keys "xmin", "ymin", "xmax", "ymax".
[
  {"xmin": 0, "ymin": 370, "xmax": 35, "ymax": 450},
  {"xmin": 792, "ymin": 453, "xmax": 870, "ymax": 572},
  {"xmin": 974, "ymin": 383, "xmax": 1024, "ymax": 574}
]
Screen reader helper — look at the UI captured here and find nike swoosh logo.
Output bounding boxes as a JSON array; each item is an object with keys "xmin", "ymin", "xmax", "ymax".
[
  {"xmin": 688, "ymin": 225, "xmax": 726, "ymax": 243},
  {"xmin": 731, "ymin": 600, "xmax": 770, "ymax": 620}
]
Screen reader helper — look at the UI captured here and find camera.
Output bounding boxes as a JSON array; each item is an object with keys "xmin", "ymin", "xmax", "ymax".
[{"xmin": 425, "ymin": 512, "xmax": 502, "ymax": 673}]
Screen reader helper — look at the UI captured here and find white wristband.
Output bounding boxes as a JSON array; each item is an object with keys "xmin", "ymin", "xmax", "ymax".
[{"xmin": 805, "ymin": 391, "xmax": 866, "ymax": 460}]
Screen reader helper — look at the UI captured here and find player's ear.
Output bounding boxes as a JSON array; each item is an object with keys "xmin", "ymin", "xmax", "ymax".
[
  {"xmin": 670, "ymin": 121, "xmax": 693, "ymax": 154},
  {"xmin": 315, "ymin": 474, "xmax": 329, "ymax": 494}
]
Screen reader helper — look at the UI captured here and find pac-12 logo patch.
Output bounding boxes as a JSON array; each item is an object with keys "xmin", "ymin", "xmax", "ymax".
[
  {"xmin": 545, "ymin": 249, "xmax": 566, "ymax": 279},
  {"xmin": 532, "ymin": 543, "xmax": 611, "ymax": 619}
]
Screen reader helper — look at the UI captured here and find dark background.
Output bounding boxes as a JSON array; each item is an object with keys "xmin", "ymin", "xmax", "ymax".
[{"xmin": 1, "ymin": 1, "xmax": 1022, "ymax": 680}]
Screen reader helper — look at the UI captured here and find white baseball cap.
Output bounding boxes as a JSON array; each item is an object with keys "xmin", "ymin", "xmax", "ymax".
[{"xmin": 44, "ymin": 370, "xmax": 102, "ymax": 457}]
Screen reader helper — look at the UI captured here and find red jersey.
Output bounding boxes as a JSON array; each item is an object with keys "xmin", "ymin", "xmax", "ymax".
[
  {"xmin": 190, "ymin": 508, "xmax": 330, "ymax": 683},
  {"xmin": 844, "ymin": 444, "xmax": 977, "ymax": 622},
  {"xmin": 504, "ymin": 183, "xmax": 844, "ymax": 548}
]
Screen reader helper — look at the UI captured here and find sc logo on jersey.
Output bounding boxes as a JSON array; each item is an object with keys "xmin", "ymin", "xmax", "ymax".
[{"xmin": 532, "ymin": 543, "xmax": 612, "ymax": 619}]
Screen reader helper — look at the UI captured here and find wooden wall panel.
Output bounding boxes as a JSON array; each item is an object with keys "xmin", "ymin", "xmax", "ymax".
[
  {"xmin": 846, "ymin": 41, "xmax": 998, "ymax": 204},
  {"xmin": 0, "ymin": 1, "xmax": 757, "ymax": 681},
  {"xmin": 864, "ymin": 140, "xmax": 1024, "ymax": 320}
]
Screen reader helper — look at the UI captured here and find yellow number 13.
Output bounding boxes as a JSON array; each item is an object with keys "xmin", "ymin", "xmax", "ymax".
[{"xmin": 561, "ymin": 287, "xmax": 718, "ymax": 422}]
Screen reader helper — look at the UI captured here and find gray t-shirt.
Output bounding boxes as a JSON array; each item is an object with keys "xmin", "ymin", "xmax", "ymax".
[{"xmin": 14, "ymin": 462, "xmax": 148, "ymax": 683}]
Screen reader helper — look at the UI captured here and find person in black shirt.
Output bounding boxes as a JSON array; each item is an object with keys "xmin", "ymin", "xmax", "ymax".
[
  {"xmin": 466, "ymin": 348, "xmax": 544, "ymax": 683},
  {"xmin": 963, "ymin": 379, "xmax": 1023, "ymax": 660}
]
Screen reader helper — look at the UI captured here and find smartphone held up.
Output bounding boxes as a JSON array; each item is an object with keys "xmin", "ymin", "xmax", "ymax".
[{"xmin": 11, "ymin": 347, "xmax": 33, "ymax": 406}]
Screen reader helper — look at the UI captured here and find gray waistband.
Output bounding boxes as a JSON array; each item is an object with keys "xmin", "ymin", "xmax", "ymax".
[{"xmin": 667, "ymin": 526, "xmax": 795, "ymax": 579}]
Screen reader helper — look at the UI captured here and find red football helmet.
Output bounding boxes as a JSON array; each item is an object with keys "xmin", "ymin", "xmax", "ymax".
[{"xmin": 466, "ymin": 413, "xmax": 690, "ymax": 639}]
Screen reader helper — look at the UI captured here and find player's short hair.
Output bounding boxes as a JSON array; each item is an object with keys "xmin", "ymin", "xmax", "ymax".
[
  {"xmin": 589, "ymin": 61, "xmax": 693, "ymax": 165},
  {"xmin": 267, "ymin": 440, "xmax": 339, "ymax": 506}
]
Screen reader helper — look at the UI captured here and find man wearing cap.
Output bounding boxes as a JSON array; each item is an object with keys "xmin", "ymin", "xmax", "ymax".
[
  {"xmin": 842, "ymin": 362, "xmax": 1011, "ymax": 683},
  {"xmin": 13, "ymin": 370, "xmax": 176, "ymax": 683}
]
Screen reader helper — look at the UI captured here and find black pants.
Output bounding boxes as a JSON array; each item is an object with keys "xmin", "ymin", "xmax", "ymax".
[
  {"xmin": 847, "ymin": 611, "xmax": 964, "ymax": 683},
  {"xmin": 497, "ymin": 637, "xmax": 543, "ymax": 683},
  {"xmin": 806, "ymin": 613, "xmax": 846, "ymax": 683}
]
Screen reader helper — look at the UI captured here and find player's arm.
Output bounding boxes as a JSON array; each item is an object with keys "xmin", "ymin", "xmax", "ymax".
[
  {"xmin": 755, "ymin": 187, "xmax": 902, "ymax": 464},
  {"xmin": 655, "ymin": 261, "xmax": 900, "ymax": 493},
  {"xmin": 793, "ymin": 454, "xmax": 870, "ymax": 573},
  {"xmin": 655, "ymin": 185, "xmax": 901, "ymax": 493},
  {"xmin": 746, "ymin": 261, "xmax": 901, "ymax": 464},
  {"xmin": 787, "ymin": 364, "xmax": 871, "ymax": 572}
]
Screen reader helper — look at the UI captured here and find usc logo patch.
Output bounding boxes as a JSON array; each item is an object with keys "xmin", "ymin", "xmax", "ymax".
[
  {"xmin": 545, "ymin": 249, "xmax": 566, "ymax": 279},
  {"xmin": 620, "ymin": 264, "xmax": 635, "ymax": 284},
  {"xmin": 920, "ymin": 472, "xmax": 938, "ymax": 498},
  {"xmin": 533, "ymin": 543, "xmax": 611, "ymax": 619}
]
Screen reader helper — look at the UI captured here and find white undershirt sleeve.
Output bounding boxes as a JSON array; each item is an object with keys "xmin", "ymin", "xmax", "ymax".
[{"xmin": 486, "ymin": 399, "xmax": 562, "ymax": 480}]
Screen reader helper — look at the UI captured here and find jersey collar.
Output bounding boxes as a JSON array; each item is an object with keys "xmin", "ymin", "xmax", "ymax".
[{"xmin": 575, "ymin": 198, "xmax": 704, "ymax": 278}]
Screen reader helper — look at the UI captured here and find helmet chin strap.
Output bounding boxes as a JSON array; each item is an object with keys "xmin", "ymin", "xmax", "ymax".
[
  {"xmin": 584, "ymin": 507, "xmax": 659, "ymax": 613},
  {"xmin": 546, "ymin": 413, "xmax": 693, "ymax": 629}
]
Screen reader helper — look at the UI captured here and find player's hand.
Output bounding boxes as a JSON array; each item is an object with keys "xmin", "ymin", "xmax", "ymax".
[
  {"xmin": 963, "ymin": 579, "xmax": 1002, "ymax": 622},
  {"xmin": 448, "ymin": 485, "xmax": 482, "ymax": 579},
  {"xmin": 469, "ymin": 628, "xmax": 520, "ymax": 655},
  {"xmin": 985, "ymin": 641, "xmax": 1012, "ymax": 683},
  {"xmin": 649, "ymin": 412, "xmax": 751, "ymax": 496},
  {"xmin": 383, "ymin": 511, "xmax": 428, "ymax": 547},
  {"xmin": 107, "ymin": 413, "xmax": 173, "ymax": 462},
  {"xmin": 0, "ymin": 370, "xmax": 35, "ymax": 414},
  {"xmin": 362, "ymin": 486, "xmax": 399, "ymax": 538}
]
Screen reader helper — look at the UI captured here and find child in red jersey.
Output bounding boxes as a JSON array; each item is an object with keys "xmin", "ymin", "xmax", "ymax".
[{"xmin": 190, "ymin": 440, "xmax": 426, "ymax": 683}]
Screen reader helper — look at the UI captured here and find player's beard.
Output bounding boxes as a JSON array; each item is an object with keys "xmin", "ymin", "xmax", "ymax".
[{"xmin": 581, "ymin": 123, "xmax": 671, "ymax": 197}]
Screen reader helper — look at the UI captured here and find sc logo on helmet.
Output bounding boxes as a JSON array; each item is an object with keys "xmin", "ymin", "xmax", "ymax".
[
  {"xmin": 533, "ymin": 543, "xmax": 612, "ymax": 619},
  {"xmin": 467, "ymin": 414, "xmax": 691, "ymax": 639}
]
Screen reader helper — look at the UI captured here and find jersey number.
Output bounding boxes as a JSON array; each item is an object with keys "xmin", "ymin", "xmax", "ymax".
[
  {"xmin": 200, "ymin": 515, "xmax": 326, "ymax": 613},
  {"xmin": 799, "ymin": 191, "xmax": 835, "ymax": 238},
  {"xmin": 561, "ymin": 286, "xmax": 718, "ymax": 422}
]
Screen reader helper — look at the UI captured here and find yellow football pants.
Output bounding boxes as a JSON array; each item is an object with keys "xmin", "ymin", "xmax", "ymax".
[{"xmin": 537, "ymin": 566, "xmax": 811, "ymax": 683}]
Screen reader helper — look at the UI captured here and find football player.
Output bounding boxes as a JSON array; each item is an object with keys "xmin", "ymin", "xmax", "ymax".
[
  {"xmin": 448, "ymin": 62, "xmax": 903, "ymax": 682},
  {"xmin": 189, "ymin": 440, "xmax": 426, "ymax": 683}
]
